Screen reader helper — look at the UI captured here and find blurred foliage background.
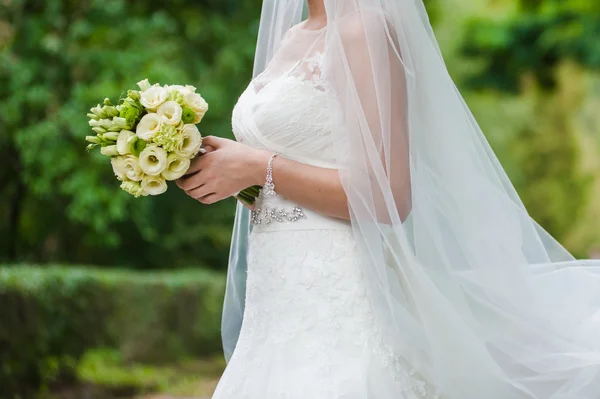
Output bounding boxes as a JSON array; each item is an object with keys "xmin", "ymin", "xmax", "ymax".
[{"xmin": 0, "ymin": 0, "xmax": 599, "ymax": 398}]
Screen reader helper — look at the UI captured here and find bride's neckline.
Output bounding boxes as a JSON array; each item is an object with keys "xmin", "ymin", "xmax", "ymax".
[{"xmin": 295, "ymin": 20, "xmax": 327, "ymax": 33}]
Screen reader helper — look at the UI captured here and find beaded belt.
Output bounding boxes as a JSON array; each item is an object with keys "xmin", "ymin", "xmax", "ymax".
[{"xmin": 250, "ymin": 194, "xmax": 351, "ymax": 233}]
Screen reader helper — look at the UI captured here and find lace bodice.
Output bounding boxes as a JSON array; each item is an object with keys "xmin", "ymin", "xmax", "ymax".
[{"xmin": 232, "ymin": 28, "xmax": 339, "ymax": 169}]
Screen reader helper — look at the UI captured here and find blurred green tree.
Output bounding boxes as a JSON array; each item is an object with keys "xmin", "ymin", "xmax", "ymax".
[
  {"xmin": 459, "ymin": 0, "xmax": 598, "ymax": 250},
  {"xmin": 462, "ymin": 0, "xmax": 600, "ymax": 91},
  {"xmin": 0, "ymin": 0, "xmax": 262, "ymax": 268}
]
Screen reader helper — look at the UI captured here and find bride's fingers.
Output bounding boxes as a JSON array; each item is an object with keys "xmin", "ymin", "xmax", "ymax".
[
  {"xmin": 199, "ymin": 193, "xmax": 220, "ymax": 205},
  {"xmin": 181, "ymin": 154, "xmax": 211, "ymax": 179},
  {"xmin": 201, "ymin": 136, "xmax": 224, "ymax": 149},
  {"xmin": 188, "ymin": 184, "xmax": 212, "ymax": 201},
  {"xmin": 176, "ymin": 171, "xmax": 202, "ymax": 190}
]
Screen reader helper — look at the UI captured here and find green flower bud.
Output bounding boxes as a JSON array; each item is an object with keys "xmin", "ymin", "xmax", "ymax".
[
  {"xmin": 90, "ymin": 105, "xmax": 106, "ymax": 119},
  {"xmin": 110, "ymin": 117, "xmax": 128, "ymax": 132},
  {"xmin": 99, "ymin": 119, "xmax": 113, "ymax": 130},
  {"xmin": 100, "ymin": 145, "xmax": 119, "ymax": 157},
  {"xmin": 103, "ymin": 98, "xmax": 113, "ymax": 106},
  {"xmin": 127, "ymin": 90, "xmax": 141, "ymax": 101},
  {"xmin": 92, "ymin": 126, "xmax": 107, "ymax": 134},
  {"xmin": 181, "ymin": 106, "xmax": 196, "ymax": 124},
  {"xmin": 104, "ymin": 105, "xmax": 120, "ymax": 118},
  {"xmin": 85, "ymin": 135, "xmax": 102, "ymax": 144},
  {"xmin": 87, "ymin": 113, "xmax": 99, "ymax": 120},
  {"xmin": 102, "ymin": 132, "xmax": 120, "ymax": 141}
]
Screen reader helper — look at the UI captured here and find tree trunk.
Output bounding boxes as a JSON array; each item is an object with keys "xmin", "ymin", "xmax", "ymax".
[{"xmin": 7, "ymin": 179, "xmax": 24, "ymax": 262}]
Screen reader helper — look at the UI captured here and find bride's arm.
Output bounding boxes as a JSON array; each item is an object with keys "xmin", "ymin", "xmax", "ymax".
[{"xmin": 176, "ymin": 136, "xmax": 350, "ymax": 220}]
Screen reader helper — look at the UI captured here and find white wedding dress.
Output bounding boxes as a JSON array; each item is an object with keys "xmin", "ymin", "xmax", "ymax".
[{"xmin": 211, "ymin": 24, "xmax": 440, "ymax": 399}]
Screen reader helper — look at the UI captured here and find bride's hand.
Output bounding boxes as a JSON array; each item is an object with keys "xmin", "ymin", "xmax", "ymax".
[{"xmin": 176, "ymin": 136, "xmax": 269, "ymax": 206}]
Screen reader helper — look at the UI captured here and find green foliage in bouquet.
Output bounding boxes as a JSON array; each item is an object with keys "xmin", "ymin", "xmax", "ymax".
[
  {"xmin": 120, "ymin": 91, "xmax": 146, "ymax": 129},
  {"xmin": 0, "ymin": 265, "xmax": 226, "ymax": 398}
]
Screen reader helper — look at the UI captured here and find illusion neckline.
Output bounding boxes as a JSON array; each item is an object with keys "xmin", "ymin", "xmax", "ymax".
[{"xmin": 295, "ymin": 21, "xmax": 327, "ymax": 33}]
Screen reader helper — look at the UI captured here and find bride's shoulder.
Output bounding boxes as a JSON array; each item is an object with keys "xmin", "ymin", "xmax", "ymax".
[{"xmin": 335, "ymin": 9, "xmax": 397, "ymax": 46}]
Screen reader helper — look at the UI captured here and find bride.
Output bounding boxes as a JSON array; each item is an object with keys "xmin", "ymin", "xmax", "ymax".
[{"xmin": 177, "ymin": 0, "xmax": 600, "ymax": 398}]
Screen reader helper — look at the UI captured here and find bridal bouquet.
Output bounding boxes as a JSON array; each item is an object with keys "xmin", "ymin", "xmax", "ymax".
[
  {"xmin": 85, "ymin": 79, "xmax": 259, "ymax": 204},
  {"xmin": 85, "ymin": 79, "xmax": 205, "ymax": 197}
]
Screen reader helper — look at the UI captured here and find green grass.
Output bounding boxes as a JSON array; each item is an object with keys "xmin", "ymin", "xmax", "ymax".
[{"xmin": 77, "ymin": 348, "xmax": 225, "ymax": 397}]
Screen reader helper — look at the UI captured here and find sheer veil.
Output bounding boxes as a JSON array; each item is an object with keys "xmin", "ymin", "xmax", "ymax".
[{"xmin": 223, "ymin": 0, "xmax": 600, "ymax": 397}]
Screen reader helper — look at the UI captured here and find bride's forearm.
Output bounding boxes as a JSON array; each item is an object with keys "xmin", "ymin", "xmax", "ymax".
[{"xmin": 250, "ymin": 150, "xmax": 350, "ymax": 220}]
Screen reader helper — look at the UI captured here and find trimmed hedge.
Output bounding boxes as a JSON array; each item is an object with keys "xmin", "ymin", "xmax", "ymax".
[{"xmin": 0, "ymin": 265, "xmax": 225, "ymax": 398}]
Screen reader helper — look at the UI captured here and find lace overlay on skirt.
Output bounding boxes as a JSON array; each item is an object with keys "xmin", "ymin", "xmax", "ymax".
[{"xmin": 212, "ymin": 227, "xmax": 439, "ymax": 399}]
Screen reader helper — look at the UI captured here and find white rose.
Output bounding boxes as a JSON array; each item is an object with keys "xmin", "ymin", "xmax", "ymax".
[
  {"xmin": 184, "ymin": 92, "xmax": 208, "ymax": 122},
  {"xmin": 100, "ymin": 145, "xmax": 119, "ymax": 157},
  {"xmin": 136, "ymin": 113, "xmax": 163, "ymax": 141},
  {"xmin": 138, "ymin": 144, "xmax": 168, "ymax": 176},
  {"xmin": 157, "ymin": 100, "xmax": 182, "ymax": 126},
  {"xmin": 110, "ymin": 156, "xmax": 126, "ymax": 180},
  {"xmin": 175, "ymin": 124, "xmax": 203, "ymax": 158},
  {"xmin": 141, "ymin": 174, "xmax": 168, "ymax": 196},
  {"xmin": 122, "ymin": 155, "xmax": 144, "ymax": 181},
  {"xmin": 117, "ymin": 130, "xmax": 136, "ymax": 155},
  {"xmin": 140, "ymin": 86, "xmax": 168, "ymax": 110},
  {"xmin": 137, "ymin": 79, "xmax": 151, "ymax": 92},
  {"xmin": 162, "ymin": 153, "xmax": 191, "ymax": 181}
]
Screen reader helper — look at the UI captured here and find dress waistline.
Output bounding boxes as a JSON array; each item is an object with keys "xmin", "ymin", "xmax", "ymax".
[{"xmin": 250, "ymin": 194, "xmax": 351, "ymax": 233}]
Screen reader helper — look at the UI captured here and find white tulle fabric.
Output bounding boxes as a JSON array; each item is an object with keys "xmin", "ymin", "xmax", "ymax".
[{"xmin": 221, "ymin": 1, "xmax": 600, "ymax": 398}]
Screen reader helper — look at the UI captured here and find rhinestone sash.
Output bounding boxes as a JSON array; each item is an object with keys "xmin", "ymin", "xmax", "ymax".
[{"xmin": 250, "ymin": 194, "xmax": 351, "ymax": 233}]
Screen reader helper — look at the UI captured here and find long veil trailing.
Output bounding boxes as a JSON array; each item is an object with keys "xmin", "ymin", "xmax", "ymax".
[{"xmin": 223, "ymin": 0, "xmax": 600, "ymax": 397}]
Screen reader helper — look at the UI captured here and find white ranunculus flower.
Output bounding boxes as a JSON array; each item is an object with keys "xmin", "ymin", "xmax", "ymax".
[
  {"xmin": 162, "ymin": 153, "xmax": 191, "ymax": 181},
  {"xmin": 175, "ymin": 124, "xmax": 203, "ymax": 158},
  {"xmin": 117, "ymin": 130, "xmax": 136, "ymax": 155},
  {"xmin": 184, "ymin": 92, "xmax": 208, "ymax": 121},
  {"xmin": 136, "ymin": 113, "xmax": 163, "ymax": 140},
  {"xmin": 122, "ymin": 155, "xmax": 144, "ymax": 181},
  {"xmin": 138, "ymin": 144, "xmax": 168, "ymax": 176},
  {"xmin": 141, "ymin": 174, "xmax": 168, "ymax": 196},
  {"xmin": 137, "ymin": 79, "xmax": 151, "ymax": 92},
  {"xmin": 110, "ymin": 156, "xmax": 126, "ymax": 180},
  {"xmin": 157, "ymin": 100, "xmax": 182, "ymax": 126},
  {"xmin": 100, "ymin": 145, "xmax": 119, "ymax": 157},
  {"xmin": 140, "ymin": 86, "xmax": 168, "ymax": 110}
]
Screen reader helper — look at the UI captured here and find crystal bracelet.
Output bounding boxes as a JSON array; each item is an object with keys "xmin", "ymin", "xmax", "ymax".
[{"xmin": 262, "ymin": 153, "xmax": 278, "ymax": 197}]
